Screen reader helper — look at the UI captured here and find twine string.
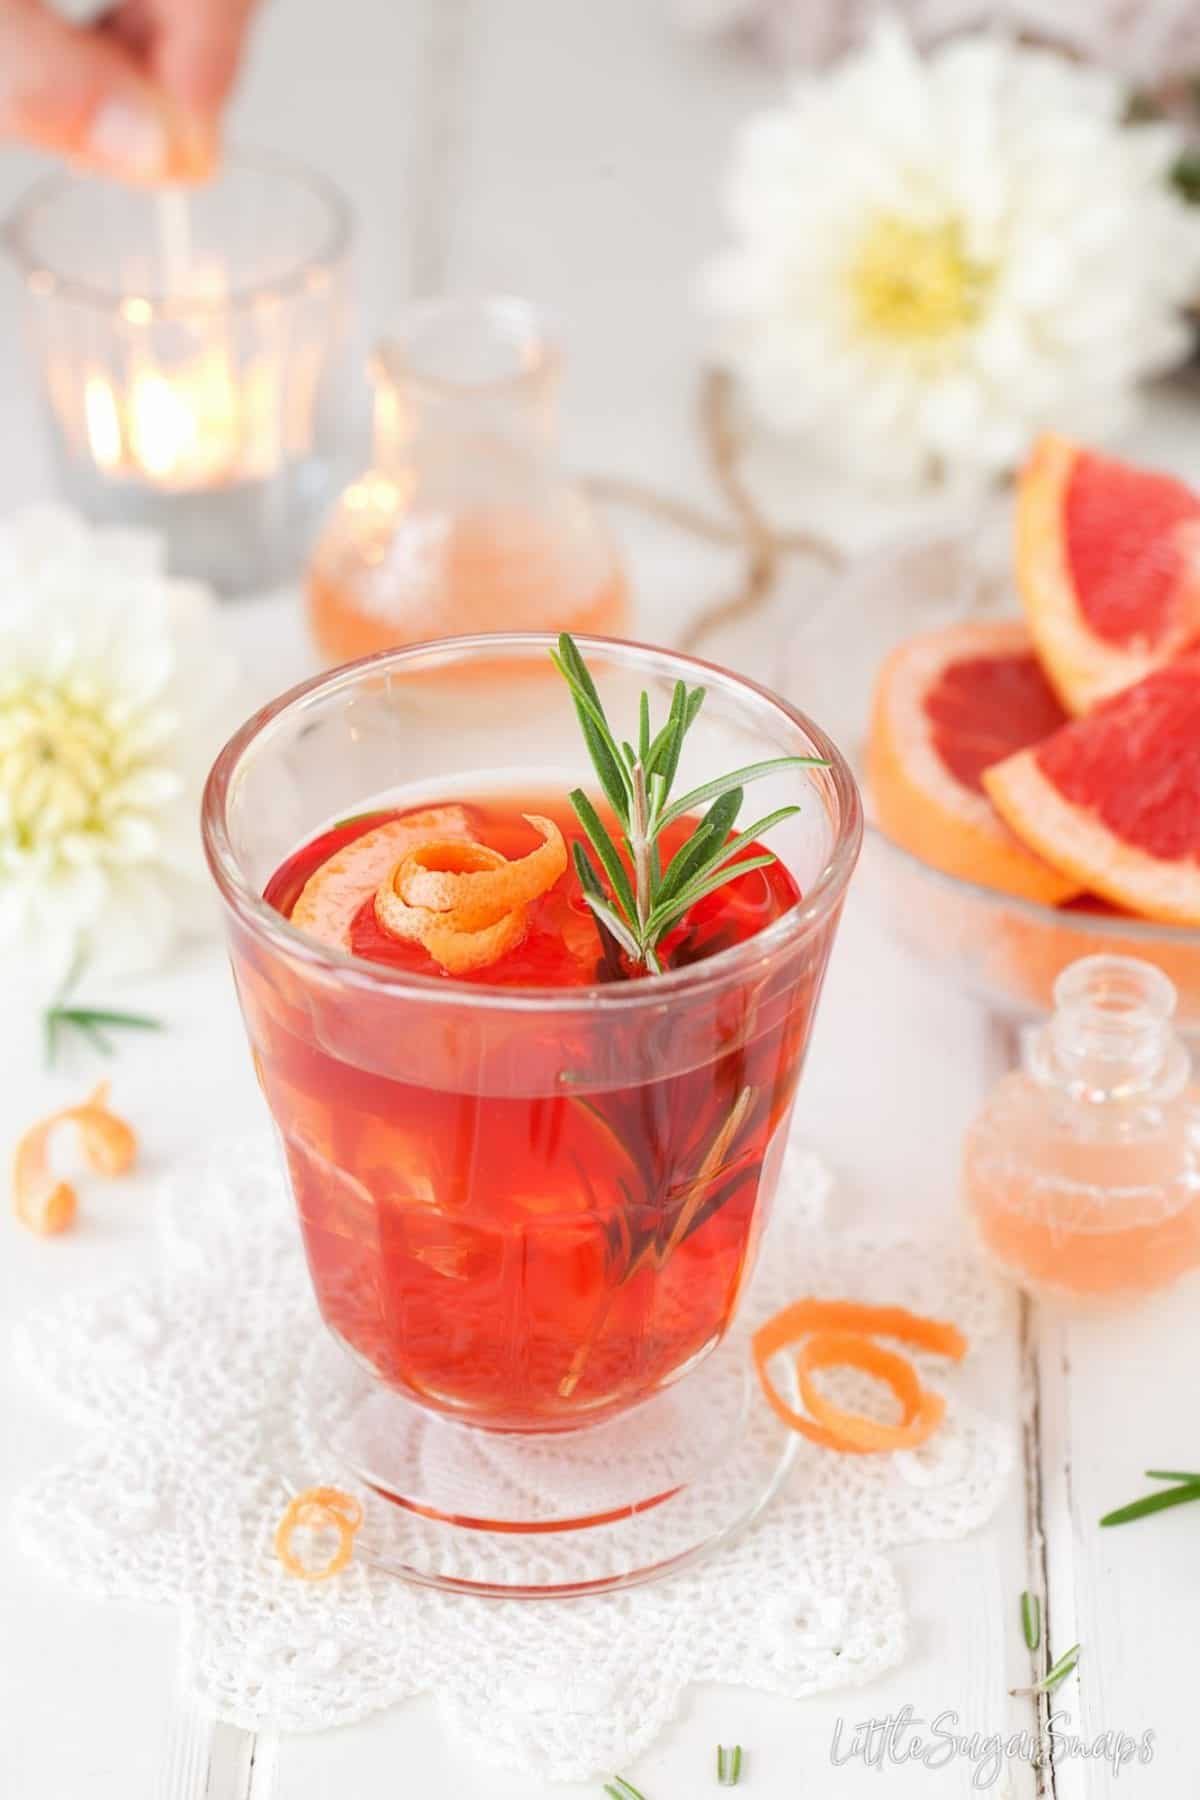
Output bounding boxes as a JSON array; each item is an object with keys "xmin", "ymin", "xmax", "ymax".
[{"xmin": 584, "ymin": 366, "xmax": 843, "ymax": 655}]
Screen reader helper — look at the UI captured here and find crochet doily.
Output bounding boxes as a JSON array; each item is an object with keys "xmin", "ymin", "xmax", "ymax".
[{"xmin": 12, "ymin": 1135, "xmax": 1014, "ymax": 1781}]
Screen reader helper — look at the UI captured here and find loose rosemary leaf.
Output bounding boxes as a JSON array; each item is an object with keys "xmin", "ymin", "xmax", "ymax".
[
  {"xmin": 716, "ymin": 1743, "xmax": 744, "ymax": 1785},
  {"xmin": 1020, "ymin": 1590, "xmax": 1041, "ymax": 1652},
  {"xmin": 1100, "ymin": 1481, "xmax": 1200, "ymax": 1527},
  {"xmin": 1037, "ymin": 1644, "xmax": 1081, "ymax": 1695}
]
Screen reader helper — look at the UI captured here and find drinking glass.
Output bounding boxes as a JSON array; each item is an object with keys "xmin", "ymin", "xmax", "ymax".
[{"xmin": 202, "ymin": 633, "xmax": 861, "ymax": 1593}]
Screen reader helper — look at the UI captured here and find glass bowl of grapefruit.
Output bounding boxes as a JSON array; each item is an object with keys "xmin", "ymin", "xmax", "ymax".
[{"xmin": 784, "ymin": 439, "xmax": 1200, "ymax": 1030}]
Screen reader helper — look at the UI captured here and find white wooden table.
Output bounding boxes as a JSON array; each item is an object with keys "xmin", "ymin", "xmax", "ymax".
[{"xmin": 2, "ymin": 5, "xmax": 1198, "ymax": 1795}]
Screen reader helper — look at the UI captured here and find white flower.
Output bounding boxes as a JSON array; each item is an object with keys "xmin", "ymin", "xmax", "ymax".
[
  {"xmin": 703, "ymin": 22, "xmax": 1200, "ymax": 485},
  {"xmin": 0, "ymin": 508, "xmax": 239, "ymax": 994},
  {"xmin": 675, "ymin": 0, "xmax": 1200, "ymax": 89}
]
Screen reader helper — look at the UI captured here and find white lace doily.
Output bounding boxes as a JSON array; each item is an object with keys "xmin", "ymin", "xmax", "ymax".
[{"xmin": 11, "ymin": 1135, "xmax": 1014, "ymax": 1781}]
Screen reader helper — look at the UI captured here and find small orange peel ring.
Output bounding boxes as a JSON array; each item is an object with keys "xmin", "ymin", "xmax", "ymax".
[
  {"xmin": 373, "ymin": 840, "xmax": 529, "ymax": 971},
  {"xmin": 752, "ymin": 1299, "xmax": 966, "ymax": 1454},
  {"xmin": 12, "ymin": 1081, "xmax": 137, "ymax": 1236},
  {"xmin": 396, "ymin": 815, "xmax": 567, "ymax": 929},
  {"xmin": 374, "ymin": 823, "xmax": 567, "ymax": 974},
  {"xmin": 274, "ymin": 1485, "xmax": 363, "ymax": 1581},
  {"xmin": 419, "ymin": 907, "xmax": 528, "ymax": 974},
  {"xmin": 375, "ymin": 841, "xmax": 512, "ymax": 940},
  {"xmin": 795, "ymin": 1330, "xmax": 946, "ymax": 1452}
]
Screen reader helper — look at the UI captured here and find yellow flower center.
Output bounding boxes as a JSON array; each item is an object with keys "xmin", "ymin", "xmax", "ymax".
[
  {"xmin": 850, "ymin": 214, "xmax": 990, "ymax": 341},
  {"xmin": 0, "ymin": 679, "xmax": 129, "ymax": 847}
]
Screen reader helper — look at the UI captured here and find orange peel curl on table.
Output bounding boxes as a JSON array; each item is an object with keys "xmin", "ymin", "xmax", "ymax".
[
  {"xmin": 274, "ymin": 1486, "xmax": 365, "ymax": 1581},
  {"xmin": 374, "ymin": 815, "xmax": 567, "ymax": 974},
  {"xmin": 12, "ymin": 1081, "xmax": 137, "ymax": 1235},
  {"xmin": 752, "ymin": 1299, "xmax": 968, "ymax": 1454}
]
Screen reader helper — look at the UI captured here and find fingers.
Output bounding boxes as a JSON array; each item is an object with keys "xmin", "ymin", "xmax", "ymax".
[
  {"xmin": 147, "ymin": 0, "xmax": 260, "ymax": 114},
  {"xmin": 0, "ymin": 0, "xmax": 210, "ymax": 181},
  {"xmin": 104, "ymin": 0, "xmax": 258, "ymax": 115}
]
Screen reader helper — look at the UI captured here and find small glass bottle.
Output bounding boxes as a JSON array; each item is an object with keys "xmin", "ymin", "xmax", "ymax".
[
  {"xmin": 306, "ymin": 295, "xmax": 628, "ymax": 665},
  {"xmin": 964, "ymin": 955, "xmax": 1200, "ymax": 1301}
]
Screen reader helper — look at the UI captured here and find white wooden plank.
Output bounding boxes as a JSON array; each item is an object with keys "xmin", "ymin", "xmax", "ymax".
[{"xmin": 1034, "ymin": 1287, "xmax": 1199, "ymax": 1797}]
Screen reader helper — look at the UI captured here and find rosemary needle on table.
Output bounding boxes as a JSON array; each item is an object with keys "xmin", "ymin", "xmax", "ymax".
[
  {"xmin": 42, "ymin": 959, "xmax": 164, "ymax": 1068},
  {"xmin": 1100, "ymin": 1468, "xmax": 1200, "ymax": 1527},
  {"xmin": 717, "ymin": 1743, "xmax": 744, "ymax": 1785},
  {"xmin": 1020, "ymin": 1589, "xmax": 1041, "ymax": 1652},
  {"xmin": 1010, "ymin": 1642, "xmax": 1081, "ymax": 1698}
]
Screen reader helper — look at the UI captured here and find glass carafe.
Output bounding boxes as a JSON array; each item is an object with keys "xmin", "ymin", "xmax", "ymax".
[{"xmin": 307, "ymin": 296, "xmax": 628, "ymax": 663}]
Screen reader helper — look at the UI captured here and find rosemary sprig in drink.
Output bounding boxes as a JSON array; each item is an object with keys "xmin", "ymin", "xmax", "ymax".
[{"xmin": 550, "ymin": 633, "xmax": 825, "ymax": 975}]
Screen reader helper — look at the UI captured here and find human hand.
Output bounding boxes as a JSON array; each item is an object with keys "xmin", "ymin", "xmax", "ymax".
[{"xmin": 0, "ymin": 0, "xmax": 260, "ymax": 183}]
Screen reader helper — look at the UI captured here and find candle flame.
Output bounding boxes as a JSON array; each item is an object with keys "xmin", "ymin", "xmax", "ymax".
[
  {"xmin": 84, "ymin": 376, "xmax": 123, "ymax": 471},
  {"xmin": 129, "ymin": 370, "xmax": 206, "ymax": 483},
  {"xmin": 81, "ymin": 353, "xmax": 255, "ymax": 489}
]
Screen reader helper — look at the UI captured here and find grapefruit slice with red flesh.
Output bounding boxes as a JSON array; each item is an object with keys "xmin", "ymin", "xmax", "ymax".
[
  {"xmin": 290, "ymin": 807, "xmax": 473, "ymax": 950},
  {"xmin": 868, "ymin": 619, "xmax": 1080, "ymax": 904},
  {"xmin": 1016, "ymin": 434, "xmax": 1200, "ymax": 714},
  {"xmin": 984, "ymin": 654, "xmax": 1200, "ymax": 925}
]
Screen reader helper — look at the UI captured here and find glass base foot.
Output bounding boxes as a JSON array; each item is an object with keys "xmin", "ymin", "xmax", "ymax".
[{"xmin": 302, "ymin": 1333, "xmax": 794, "ymax": 1598}]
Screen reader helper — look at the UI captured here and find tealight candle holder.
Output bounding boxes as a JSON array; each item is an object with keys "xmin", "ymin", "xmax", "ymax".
[{"xmin": 4, "ymin": 152, "xmax": 355, "ymax": 594}]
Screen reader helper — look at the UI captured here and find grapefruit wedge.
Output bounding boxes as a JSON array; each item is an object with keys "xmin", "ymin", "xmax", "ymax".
[
  {"xmin": 290, "ymin": 806, "xmax": 472, "ymax": 950},
  {"xmin": 868, "ymin": 619, "xmax": 1080, "ymax": 904},
  {"xmin": 1016, "ymin": 434, "xmax": 1200, "ymax": 714},
  {"xmin": 984, "ymin": 655, "xmax": 1200, "ymax": 926}
]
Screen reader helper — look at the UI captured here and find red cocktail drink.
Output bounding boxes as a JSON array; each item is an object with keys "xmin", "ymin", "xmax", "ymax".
[
  {"xmin": 260, "ymin": 792, "xmax": 806, "ymax": 1429},
  {"xmin": 203, "ymin": 635, "xmax": 860, "ymax": 1588}
]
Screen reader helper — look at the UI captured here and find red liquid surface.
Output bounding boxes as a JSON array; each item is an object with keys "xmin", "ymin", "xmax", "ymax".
[{"xmin": 245, "ymin": 792, "xmax": 822, "ymax": 1432}]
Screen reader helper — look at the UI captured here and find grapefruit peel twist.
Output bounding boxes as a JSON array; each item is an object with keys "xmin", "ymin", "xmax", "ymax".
[
  {"xmin": 373, "ymin": 816, "xmax": 568, "ymax": 974},
  {"xmin": 752, "ymin": 1299, "xmax": 967, "ymax": 1454},
  {"xmin": 274, "ymin": 1486, "xmax": 365, "ymax": 1582},
  {"xmin": 12, "ymin": 1082, "xmax": 137, "ymax": 1235}
]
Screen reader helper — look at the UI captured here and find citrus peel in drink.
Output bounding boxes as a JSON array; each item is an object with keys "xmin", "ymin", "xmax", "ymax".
[
  {"xmin": 289, "ymin": 807, "xmax": 474, "ymax": 947},
  {"xmin": 1015, "ymin": 433, "xmax": 1200, "ymax": 714},
  {"xmin": 374, "ymin": 842, "xmax": 513, "ymax": 939},
  {"xmin": 396, "ymin": 814, "xmax": 567, "ymax": 925},
  {"xmin": 291, "ymin": 809, "xmax": 568, "ymax": 975},
  {"xmin": 752, "ymin": 1299, "xmax": 967, "ymax": 1453},
  {"xmin": 12, "ymin": 1081, "xmax": 137, "ymax": 1235},
  {"xmin": 274, "ymin": 1485, "xmax": 364, "ymax": 1582}
]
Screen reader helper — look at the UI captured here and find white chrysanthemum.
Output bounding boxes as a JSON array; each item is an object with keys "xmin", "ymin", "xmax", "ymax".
[
  {"xmin": 703, "ymin": 22, "xmax": 1200, "ymax": 485},
  {"xmin": 0, "ymin": 509, "xmax": 239, "ymax": 993}
]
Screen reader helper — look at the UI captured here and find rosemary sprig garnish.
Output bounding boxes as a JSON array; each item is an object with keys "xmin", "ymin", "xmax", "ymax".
[
  {"xmin": 1020, "ymin": 1589, "xmax": 1041, "ymax": 1652},
  {"xmin": 42, "ymin": 958, "xmax": 163, "ymax": 1068},
  {"xmin": 551, "ymin": 632, "xmax": 825, "ymax": 975},
  {"xmin": 1101, "ymin": 1467, "xmax": 1200, "ymax": 1527},
  {"xmin": 716, "ymin": 1743, "xmax": 744, "ymax": 1785}
]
